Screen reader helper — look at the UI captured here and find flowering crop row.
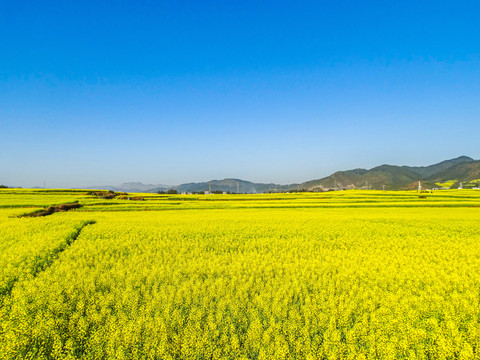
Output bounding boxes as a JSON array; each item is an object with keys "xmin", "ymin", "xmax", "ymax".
[{"xmin": 0, "ymin": 202, "xmax": 480, "ymax": 359}]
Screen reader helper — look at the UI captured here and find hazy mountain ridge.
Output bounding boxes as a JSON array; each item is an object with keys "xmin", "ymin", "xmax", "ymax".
[
  {"xmin": 83, "ymin": 182, "xmax": 171, "ymax": 193},
  {"xmin": 76, "ymin": 156, "xmax": 479, "ymax": 193},
  {"xmin": 150, "ymin": 179, "xmax": 295, "ymax": 194}
]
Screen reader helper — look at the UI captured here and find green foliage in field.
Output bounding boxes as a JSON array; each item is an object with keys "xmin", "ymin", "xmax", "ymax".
[{"xmin": 1, "ymin": 189, "xmax": 480, "ymax": 359}]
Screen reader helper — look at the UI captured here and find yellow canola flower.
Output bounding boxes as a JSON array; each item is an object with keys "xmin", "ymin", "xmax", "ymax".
[{"xmin": 0, "ymin": 190, "xmax": 480, "ymax": 358}]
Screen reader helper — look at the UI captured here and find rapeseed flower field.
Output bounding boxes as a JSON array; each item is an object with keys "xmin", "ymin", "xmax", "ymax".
[{"xmin": 1, "ymin": 189, "xmax": 480, "ymax": 359}]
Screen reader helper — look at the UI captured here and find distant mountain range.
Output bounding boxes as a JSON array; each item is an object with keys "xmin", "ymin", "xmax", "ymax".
[
  {"xmin": 150, "ymin": 179, "xmax": 296, "ymax": 194},
  {"xmin": 82, "ymin": 182, "xmax": 172, "ymax": 193},
  {"xmin": 85, "ymin": 179, "xmax": 295, "ymax": 194},
  {"xmin": 83, "ymin": 156, "xmax": 480, "ymax": 193}
]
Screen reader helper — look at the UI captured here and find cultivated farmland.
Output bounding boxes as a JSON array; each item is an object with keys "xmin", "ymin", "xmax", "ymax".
[{"xmin": 1, "ymin": 189, "xmax": 480, "ymax": 359}]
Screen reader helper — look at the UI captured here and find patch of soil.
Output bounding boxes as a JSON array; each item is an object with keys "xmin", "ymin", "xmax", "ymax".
[
  {"xmin": 87, "ymin": 190, "xmax": 118, "ymax": 199},
  {"xmin": 21, "ymin": 203, "xmax": 81, "ymax": 217},
  {"xmin": 118, "ymin": 196, "xmax": 144, "ymax": 201}
]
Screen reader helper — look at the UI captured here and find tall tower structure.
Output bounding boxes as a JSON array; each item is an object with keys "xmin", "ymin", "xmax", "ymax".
[{"xmin": 418, "ymin": 181, "xmax": 422, "ymax": 192}]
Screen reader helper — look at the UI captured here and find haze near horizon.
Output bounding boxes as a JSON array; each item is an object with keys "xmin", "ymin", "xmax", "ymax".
[{"xmin": 1, "ymin": 1, "xmax": 479, "ymax": 188}]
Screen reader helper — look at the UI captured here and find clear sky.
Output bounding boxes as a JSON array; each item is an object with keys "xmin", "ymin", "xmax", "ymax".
[{"xmin": 1, "ymin": 1, "xmax": 479, "ymax": 187}]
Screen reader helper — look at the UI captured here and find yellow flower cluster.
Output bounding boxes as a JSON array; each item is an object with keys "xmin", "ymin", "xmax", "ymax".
[
  {"xmin": 1, "ymin": 190, "xmax": 480, "ymax": 359},
  {"xmin": 0, "ymin": 210, "xmax": 93, "ymax": 303}
]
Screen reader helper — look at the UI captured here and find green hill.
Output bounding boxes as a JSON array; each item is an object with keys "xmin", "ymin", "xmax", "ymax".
[
  {"xmin": 403, "ymin": 156, "xmax": 473, "ymax": 178},
  {"xmin": 298, "ymin": 165, "xmax": 422, "ymax": 191},
  {"xmin": 297, "ymin": 156, "xmax": 478, "ymax": 191},
  {"xmin": 428, "ymin": 161, "xmax": 480, "ymax": 188}
]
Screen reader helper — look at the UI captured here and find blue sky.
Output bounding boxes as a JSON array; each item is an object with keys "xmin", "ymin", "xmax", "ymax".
[{"xmin": 1, "ymin": 1, "xmax": 479, "ymax": 187}]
